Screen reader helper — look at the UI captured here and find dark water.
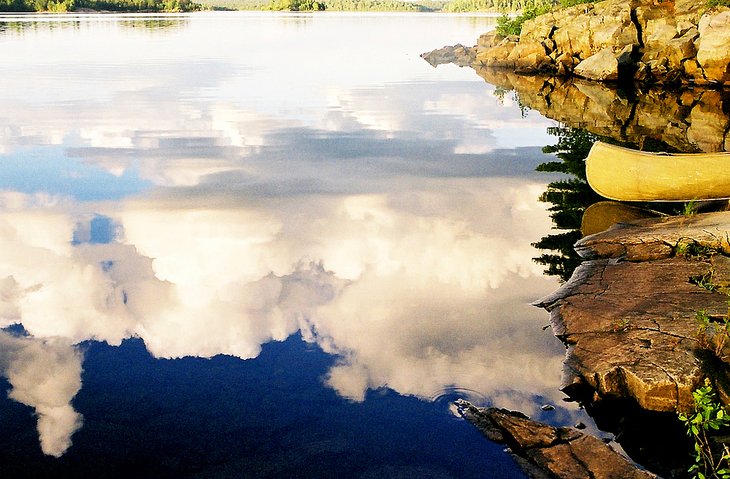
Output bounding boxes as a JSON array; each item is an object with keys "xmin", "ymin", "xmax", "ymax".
[
  {"xmin": 0, "ymin": 12, "xmax": 593, "ymax": 477},
  {"xmin": 1, "ymin": 336, "xmax": 528, "ymax": 478}
]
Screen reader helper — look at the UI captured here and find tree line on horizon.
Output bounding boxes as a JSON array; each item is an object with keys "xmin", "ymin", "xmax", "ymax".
[
  {"xmin": 444, "ymin": 0, "xmax": 544, "ymax": 12},
  {"xmin": 214, "ymin": 0, "xmax": 572, "ymax": 13},
  {"xmin": 0, "ymin": 0, "xmax": 550, "ymax": 12},
  {"xmin": 251, "ymin": 0, "xmax": 541, "ymax": 11},
  {"xmin": 0, "ymin": 0, "xmax": 199, "ymax": 12},
  {"xmin": 262, "ymin": 0, "xmax": 446, "ymax": 11},
  {"xmin": 207, "ymin": 0, "xmax": 448, "ymax": 11}
]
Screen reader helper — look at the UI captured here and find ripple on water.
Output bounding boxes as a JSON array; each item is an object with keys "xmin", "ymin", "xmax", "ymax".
[{"xmin": 429, "ymin": 387, "xmax": 490, "ymax": 417}]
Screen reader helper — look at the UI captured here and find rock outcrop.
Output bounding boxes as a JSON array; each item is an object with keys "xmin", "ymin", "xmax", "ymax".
[
  {"xmin": 457, "ymin": 402, "xmax": 659, "ymax": 479},
  {"xmin": 424, "ymin": 0, "xmax": 730, "ymax": 85},
  {"xmin": 534, "ymin": 211, "xmax": 730, "ymax": 413},
  {"xmin": 696, "ymin": 11, "xmax": 730, "ymax": 83},
  {"xmin": 420, "ymin": 43, "xmax": 476, "ymax": 67},
  {"xmin": 573, "ymin": 46, "xmax": 633, "ymax": 81}
]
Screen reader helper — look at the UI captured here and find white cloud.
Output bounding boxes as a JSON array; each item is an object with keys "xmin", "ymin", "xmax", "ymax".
[
  {"xmin": 0, "ymin": 332, "xmax": 83, "ymax": 457},
  {"xmin": 0, "ymin": 13, "xmax": 566, "ymax": 454},
  {"xmin": 0, "ymin": 206, "xmax": 138, "ymax": 344},
  {"xmin": 0, "ymin": 175, "xmax": 561, "ymax": 454},
  {"xmin": 117, "ymin": 180, "xmax": 561, "ymax": 409}
]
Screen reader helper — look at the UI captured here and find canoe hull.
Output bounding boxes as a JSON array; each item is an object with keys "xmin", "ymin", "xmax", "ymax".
[
  {"xmin": 585, "ymin": 142, "xmax": 730, "ymax": 202},
  {"xmin": 580, "ymin": 201, "xmax": 661, "ymax": 236}
]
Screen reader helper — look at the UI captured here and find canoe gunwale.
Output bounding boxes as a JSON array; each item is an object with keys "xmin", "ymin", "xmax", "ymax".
[{"xmin": 585, "ymin": 141, "xmax": 730, "ymax": 203}]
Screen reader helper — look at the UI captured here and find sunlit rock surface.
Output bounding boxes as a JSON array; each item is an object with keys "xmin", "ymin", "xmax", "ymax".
[
  {"xmin": 535, "ymin": 211, "xmax": 730, "ymax": 412},
  {"xmin": 697, "ymin": 11, "xmax": 730, "ymax": 83},
  {"xmin": 573, "ymin": 46, "xmax": 630, "ymax": 81},
  {"xmin": 425, "ymin": 0, "xmax": 730, "ymax": 85},
  {"xmin": 575, "ymin": 212, "xmax": 730, "ymax": 260},
  {"xmin": 457, "ymin": 402, "xmax": 659, "ymax": 479}
]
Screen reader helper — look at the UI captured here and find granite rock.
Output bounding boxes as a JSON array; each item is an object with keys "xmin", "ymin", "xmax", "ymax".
[
  {"xmin": 458, "ymin": 402, "xmax": 659, "ymax": 479},
  {"xmin": 535, "ymin": 212, "xmax": 730, "ymax": 412},
  {"xmin": 423, "ymin": 0, "xmax": 730, "ymax": 85}
]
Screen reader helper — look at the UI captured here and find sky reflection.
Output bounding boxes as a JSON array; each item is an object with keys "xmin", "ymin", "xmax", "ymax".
[{"xmin": 0, "ymin": 13, "xmax": 564, "ymax": 460}]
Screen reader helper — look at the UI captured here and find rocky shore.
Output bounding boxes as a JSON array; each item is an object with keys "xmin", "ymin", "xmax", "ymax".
[
  {"xmin": 536, "ymin": 210, "xmax": 730, "ymax": 413},
  {"xmin": 422, "ymin": 0, "xmax": 730, "ymax": 85},
  {"xmin": 457, "ymin": 401, "xmax": 660, "ymax": 478},
  {"xmin": 421, "ymin": 2, "xmax": 730, "ymax": 475},
  {"xmin": 458, "ymin": 210, "xmax": 730, "ymax": 478}
]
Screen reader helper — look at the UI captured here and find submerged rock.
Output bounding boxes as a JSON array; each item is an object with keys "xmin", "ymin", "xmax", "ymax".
[{"xmin": 457, "ymin": 401, "xmax": 659, "ymax": 479}]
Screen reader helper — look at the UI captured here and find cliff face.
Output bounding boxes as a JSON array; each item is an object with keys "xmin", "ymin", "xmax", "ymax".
[{"xmin": 473, "ymin": 0, "xmax": 730, "ymax": 85}]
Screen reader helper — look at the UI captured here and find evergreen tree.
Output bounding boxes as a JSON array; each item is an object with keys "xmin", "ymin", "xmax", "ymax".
[{"xmin": 532, "ymin": 126, "xmax": 602, "ymax": 282}]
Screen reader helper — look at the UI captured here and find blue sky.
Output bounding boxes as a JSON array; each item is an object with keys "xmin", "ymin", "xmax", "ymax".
[{"xmin": 0, "ymin": 146, "xmax": 151, "ymax": 201}]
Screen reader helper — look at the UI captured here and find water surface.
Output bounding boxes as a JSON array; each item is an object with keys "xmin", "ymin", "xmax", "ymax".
[{"xmin": 0, "ymin": 12, "xmax": 580, "ymax": 477}]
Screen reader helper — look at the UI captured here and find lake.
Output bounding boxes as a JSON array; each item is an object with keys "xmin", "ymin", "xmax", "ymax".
[{"xmin": 0, "ymin": 12, "xmax": 588, "ymax": 478}]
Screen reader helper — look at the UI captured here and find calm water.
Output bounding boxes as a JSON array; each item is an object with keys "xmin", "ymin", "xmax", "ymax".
[{"xmin": 0, "ymin": 12, "xmax": 585, "ymax": 478}]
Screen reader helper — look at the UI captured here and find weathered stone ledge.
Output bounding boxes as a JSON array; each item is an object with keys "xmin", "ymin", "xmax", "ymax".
[
  {"xmin": 457, "ymin": 401, "xmax": 658, "ymax": 479},
  {"xmin": 535, "ymin": 210, "xmax": 730, "ymax": 413},
  {"xmin": 576, "ymin": 210, "xmax": 730, "ymax": 260}
]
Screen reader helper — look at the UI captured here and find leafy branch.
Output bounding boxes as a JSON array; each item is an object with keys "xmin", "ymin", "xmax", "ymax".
[{"xmin": 678, "ymin": 380, "xmax": 730, "ymax": 479}]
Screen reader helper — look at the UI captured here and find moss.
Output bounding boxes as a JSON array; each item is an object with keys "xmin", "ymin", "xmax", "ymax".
[{"xmin": 707, "ymin": 0, "xmax": 730, "ymax": 8}]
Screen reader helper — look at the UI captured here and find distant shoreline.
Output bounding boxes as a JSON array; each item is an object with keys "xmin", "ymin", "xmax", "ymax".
[{"xmin": 0, "ymin": 8, "xmax": 504, "ymax": 14}]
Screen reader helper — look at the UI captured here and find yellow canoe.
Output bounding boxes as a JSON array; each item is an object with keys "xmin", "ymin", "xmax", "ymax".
[
  {"xmin": 585, "ymin": 141, "xmax": 730, "ymax": 202},
  {"xmin": 580, "ymin": 201, "xmax": 661, "ymax": 236}
]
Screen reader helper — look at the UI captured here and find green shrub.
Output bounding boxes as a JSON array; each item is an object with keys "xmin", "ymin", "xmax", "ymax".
[
  {"xmin": 495, "ymin": 1, "xmax": 551, "ymax": 36},
  {"xmin": 678, "ymin": 380, "xmax": 730, "ymax": 479},
  {"xmin": 695, "ymin": 303, "xmax": 730, "ymax": 361},
  {"xmin": 558, "ymin": 0, "xmax": 595, "ymax": 7}
]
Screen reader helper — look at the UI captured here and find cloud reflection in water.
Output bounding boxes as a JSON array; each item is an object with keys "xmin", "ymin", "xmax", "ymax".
[
  {"xmin": 0, "ymin": 331, "xmax": 83, "ymax": 457},
  {"xmin": 0, "ymin": 16, "xmax": 563, "ymax": 456},
  {"xmin": 0, "ymin": 173, "xmax": 562, "ymax": 455}
]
